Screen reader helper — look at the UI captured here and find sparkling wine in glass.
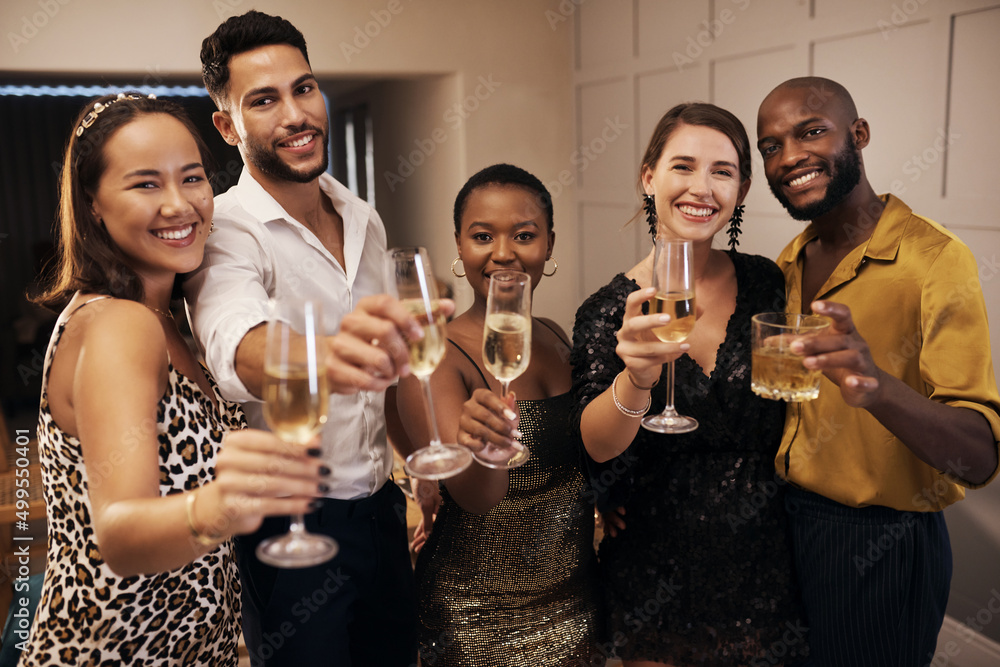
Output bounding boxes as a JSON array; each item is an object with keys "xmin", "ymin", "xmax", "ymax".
[
  {"xmin": 257, "ymin": 298, "xmax": 339, "ymax": 568},
  {"xmin": 388, "ymin": 247, "xmax": 473, "ymax": 480},
  {"xmin": 641, "ymin": 238, "xmax": 699, "ymax": 434},
  {"xmin": 476, "ymin": 270, "xmax": 532, "ymax": 469}
]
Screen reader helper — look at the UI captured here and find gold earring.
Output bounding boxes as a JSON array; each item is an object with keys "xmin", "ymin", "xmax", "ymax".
[
  {"xmin": 543, "ymin": 257, "xmax": 558, "ymax": 277},
  {"xmin": 451, "ymin": 256, "xmax": 466, "ymax": 278}
]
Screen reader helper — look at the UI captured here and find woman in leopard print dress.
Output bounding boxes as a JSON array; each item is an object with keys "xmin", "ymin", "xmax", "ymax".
[{"xmin": 21, "ymin": 94, "xmax": 327, "ymax": 666}]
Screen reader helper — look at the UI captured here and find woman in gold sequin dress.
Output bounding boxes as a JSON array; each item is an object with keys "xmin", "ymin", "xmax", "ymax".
[{"xmin": 394, "ymin": 164, "xmax": 604, "ymax": 666}]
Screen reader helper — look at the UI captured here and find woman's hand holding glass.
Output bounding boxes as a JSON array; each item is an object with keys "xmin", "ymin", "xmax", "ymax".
[
  {"xmin": 456, "ymin": 387, "xmax": 522, "ymax": 457},
  {"xmin": 614, "ymin": 286, "xmax": 689, "ymax": 389},
  {"xmin": 474, "ymin": 270, "xmax": 532, "ymax": 469},
  {"xmin": 255, "ymin": 297, "xmax": 340, "ymax": 568},
  {"xmin": 198, "ymin": 430, "xmax": 328, "ymax": 541}
]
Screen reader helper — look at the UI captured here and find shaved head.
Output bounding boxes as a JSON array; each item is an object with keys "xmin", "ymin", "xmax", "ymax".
[
  {"xmin": 759, "ymin": 77, "xmax": 859, "ymax": 135},
  {"xmin": 756, "ymin": 77, "xmax": 871, "ymax": 221}
]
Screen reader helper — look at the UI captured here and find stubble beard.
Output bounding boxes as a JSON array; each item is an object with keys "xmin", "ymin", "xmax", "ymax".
[{"xmin": 770, "ymin": 135, "xmax": 862, "ymax": 222}]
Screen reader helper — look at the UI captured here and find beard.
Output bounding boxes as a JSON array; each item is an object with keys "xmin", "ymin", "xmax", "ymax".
[
  {"xmin": 770, "ymin": 135, "xmax": 862, "ymax": 221},
  {"xmin": 244, "ymin": 123, "xmax": 330, "ymax": 184}
]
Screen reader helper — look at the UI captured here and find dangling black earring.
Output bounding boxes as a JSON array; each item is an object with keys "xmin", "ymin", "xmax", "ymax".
[
  {"xmin": 643, "ymin": 194, "xmax": 657, "ymax": 240},
  {"xmin": 727, "ymin": 204, "xmax": 744, "ymax": 253}
]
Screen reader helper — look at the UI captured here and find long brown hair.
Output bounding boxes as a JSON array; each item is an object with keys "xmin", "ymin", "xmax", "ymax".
[{"xmin": 33, "ymin": 93, "xmax": 214, "ymax": 311}]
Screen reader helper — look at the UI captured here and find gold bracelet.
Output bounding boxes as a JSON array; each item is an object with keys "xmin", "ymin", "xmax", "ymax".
[
  {"xmin": 185, "ymin": 489, "xmax": 225, "ymax": 548},
  {"xmin": 612, "ymin": 372, "xmax": 650, "ymax": 418},
  {"xmin": 626, "ymin": 369, "xmax": 659, "ymax": 391}
]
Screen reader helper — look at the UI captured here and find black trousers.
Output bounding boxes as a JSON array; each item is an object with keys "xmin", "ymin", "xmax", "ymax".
[
  {"xmin": 237, "ymin": 481, "xmax": 418, "ymax": 667},
  {"xmin": 786, "ymin": 488, "xmax": 951, "ymax": 667}
]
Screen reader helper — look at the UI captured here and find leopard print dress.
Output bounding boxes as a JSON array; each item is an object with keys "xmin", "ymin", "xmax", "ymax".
[{"xmin": 22, "ymin": 297, "xmax": 244, "ymax": 666}]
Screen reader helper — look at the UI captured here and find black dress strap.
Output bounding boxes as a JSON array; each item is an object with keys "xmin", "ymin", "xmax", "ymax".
[
  {"xmin": 446, "ymin": 339, "xmax": 490, "ymax": 387},
  {"xmin": 533, "ymin": 317, "xmax": 570, "ymax": 347}
]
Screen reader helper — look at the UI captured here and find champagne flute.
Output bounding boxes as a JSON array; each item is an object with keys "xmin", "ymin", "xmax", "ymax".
[
  {"xmin": 641, "ymin": 237, "xmax": 699, "ymax": 434},
  {"xmin": 476, "ymin": 270, "xmax": 532, "ymax": 469},
  {"xmin": 257, "ymin": 297, "xmax": 339, "ymax": 568},
  {"xmin": 388, "ymin": 247, "xmax": 473, "ymax": 480}
]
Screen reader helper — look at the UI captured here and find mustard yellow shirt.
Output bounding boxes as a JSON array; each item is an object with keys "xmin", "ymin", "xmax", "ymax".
[{"xmin": 776, "ymin": 194, "xmax": 1000, "ymax": 511}]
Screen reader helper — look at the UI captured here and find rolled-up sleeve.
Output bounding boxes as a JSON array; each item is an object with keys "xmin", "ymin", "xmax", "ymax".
[
  {"xmin": 920, "ymin": 241, "xmax": 1000, "ymax": 487},
  {"xmin": 184, "ymin": 219, "xmax": 273, "ymax": 403}
]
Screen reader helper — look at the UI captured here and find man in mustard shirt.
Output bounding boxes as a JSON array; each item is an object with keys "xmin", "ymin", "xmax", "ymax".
[{"xmin": 757, "ymin": 77, "xmax": 1000, "ymax": 664}]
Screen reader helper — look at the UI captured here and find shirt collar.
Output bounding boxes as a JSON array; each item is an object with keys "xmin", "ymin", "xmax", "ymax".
[
  {"xmin": 779, "ymin": 193, "xmax": 910, "ymax": 268},
  {"xmin": 231, "ymin": 166, "xmax": 368, "ymax": 230}
]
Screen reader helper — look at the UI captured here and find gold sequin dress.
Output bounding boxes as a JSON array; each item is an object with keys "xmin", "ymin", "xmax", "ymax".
[{"xmin": 415, "ymin": 389, "xmax": 604, "ymax": 666}]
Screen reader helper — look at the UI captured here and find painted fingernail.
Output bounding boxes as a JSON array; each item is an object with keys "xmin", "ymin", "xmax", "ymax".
[
  {"xmin": 309, "ymin": 500, "xmax": 323, "ymax": 511},
  {"xmin": 503, "ymin": 408, "xmax": 517, "ymax": 421},
  {"xmin": 319, "ymin": 466, "xmax": 331, "ymax": 476},
  {"xmin": 318, "ymin": 483, "xmax": 330, "ymax": 494},
  {"xmin": 306, "ymin": 447, "xmax": 322, "ymax": 457},
  {"xmin": 511, "ymin": 429, "xmax": 523, "ymax": 440},
  {"xmin": 658, "ymin": 315, "xmax": 671, "ymax": 322}
]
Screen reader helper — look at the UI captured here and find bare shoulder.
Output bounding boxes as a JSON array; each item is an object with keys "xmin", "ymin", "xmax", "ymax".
[{"xmin": 64, "ymin": 295, "xmax": 168, "ymax": 370}]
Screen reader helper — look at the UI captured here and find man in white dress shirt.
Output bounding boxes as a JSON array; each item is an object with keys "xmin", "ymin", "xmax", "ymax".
[{"xmin": 186, "ymin": 10, "xmax": 435, "ymax": 666}]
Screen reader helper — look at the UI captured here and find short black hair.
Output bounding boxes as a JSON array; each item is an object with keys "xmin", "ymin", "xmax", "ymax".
[
  {"xmin": 201, "ymin": 10, "xmax": 310, "ymax": 109},
  {"xmin": 453, "ymin": 163, "xmax": 554, "ymax": 235}
]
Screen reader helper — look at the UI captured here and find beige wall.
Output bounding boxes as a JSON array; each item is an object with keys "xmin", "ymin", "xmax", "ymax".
[
  {"xmin": 572, "ymin": 0, "xmax": 1000, "ymax": 653},
  {"xmin": 0, "ymin": 0, "xmax": 579, "ymax": 326}
]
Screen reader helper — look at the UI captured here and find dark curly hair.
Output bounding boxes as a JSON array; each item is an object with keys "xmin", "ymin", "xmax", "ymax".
[
  {"xmin": 201, "ymin": 10, "xmax": 310, "ymax": 110},
  {"xmin": 453, "ymin": 163, "xmax": 554, "ymax": 235}
]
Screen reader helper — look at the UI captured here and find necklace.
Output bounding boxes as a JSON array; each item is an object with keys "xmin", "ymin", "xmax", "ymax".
[{"xmin": 146, "ymin": 305, "xmax": 174, "ymax": 321}]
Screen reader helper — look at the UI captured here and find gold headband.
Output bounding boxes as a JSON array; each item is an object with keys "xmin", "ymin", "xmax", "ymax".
[{"xmin": 76, "ymin": 92, "xmax": 157, "ymax": 137}]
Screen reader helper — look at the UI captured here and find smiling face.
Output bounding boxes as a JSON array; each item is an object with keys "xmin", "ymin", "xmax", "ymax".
[
  {"xmin": 641, "ymin": 122, "xmax": 750, "ymax": 243},
  {"xmin": 90, "ymin": 113, "xmax": 213, "ymax": 284},
  {"xmin": 456, "ymin": 184, "xmax": 554, "ymax": 302},
  {"xmin": 213, "ymin": 43, "xmax": 329, "ymax": 185},
  {"xmin": 756, "ymin": 84, "xmax": 865, "ymax": 221}
]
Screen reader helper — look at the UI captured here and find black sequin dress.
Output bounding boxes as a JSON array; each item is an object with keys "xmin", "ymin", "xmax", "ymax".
[
  {"xmin": 415, "ymin": 343, "xmax": 604, "ymax": 666},
  {"xmin": 570, "ymin": 252, "xmax": 809, "ymax": 665}
]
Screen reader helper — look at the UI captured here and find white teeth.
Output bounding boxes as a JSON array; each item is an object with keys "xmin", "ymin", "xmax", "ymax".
[
  {"xmin": 678, "ymin": 204, "xmax": 714, "ymax": 217},
  {"xmin": 788, "ymin": 171, "xmax": 819, "ymax": 187},
  {"xmin": 284, "ymin": 134, "xmax": 313, "ymax": 148},
  {"xmin": 153, "ymin": 224, "xmax": 195, "ymax": 240}
]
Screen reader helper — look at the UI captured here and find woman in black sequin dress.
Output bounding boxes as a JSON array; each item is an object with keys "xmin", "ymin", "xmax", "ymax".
[
  {"xmin": 571, "ymin": 104, "xmax": 809, "ymax": 665},
  {"xmin": 395, "ymin": 164, "xmax": 604, "ymax": 666}
]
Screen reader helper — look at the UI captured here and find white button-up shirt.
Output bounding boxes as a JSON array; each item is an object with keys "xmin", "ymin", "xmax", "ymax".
[{"xmin": 184, "ymin": 168, "xmax": 391, "ymax": 500}]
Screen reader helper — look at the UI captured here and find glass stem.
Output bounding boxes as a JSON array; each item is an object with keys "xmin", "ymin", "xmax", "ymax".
[
  {"xmin": 289, "ymin": 515, "xmax": 307, "ymax": 534},
  {"xmin": 420, "ymin": 376, "xmax": 443, "ymax": 447},
  {"xmin": 663, "ymin": 360, "xmax": 678, "ymax": 415}
]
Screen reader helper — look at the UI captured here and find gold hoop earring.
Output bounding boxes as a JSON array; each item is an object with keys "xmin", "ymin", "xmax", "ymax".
[
  {"xmin": 543, "ymin": 257, "xmax": 558, "ymax": 277},
  {"xmin": 451, "ymin": 256, "xmax": 466, "ymax": 278}
]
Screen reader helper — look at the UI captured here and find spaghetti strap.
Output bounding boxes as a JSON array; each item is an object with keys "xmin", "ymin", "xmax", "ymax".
[
  {"xmin": 446, "ymin": 339, "xmax": 491, "ymax": 387},
  {"xmin": 68, "ymin": 295, "xmax": 114, "ymax": 320},
  {"xmin": 533, "ymin": 317, "xmax": 570, "ymax": 348}
]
